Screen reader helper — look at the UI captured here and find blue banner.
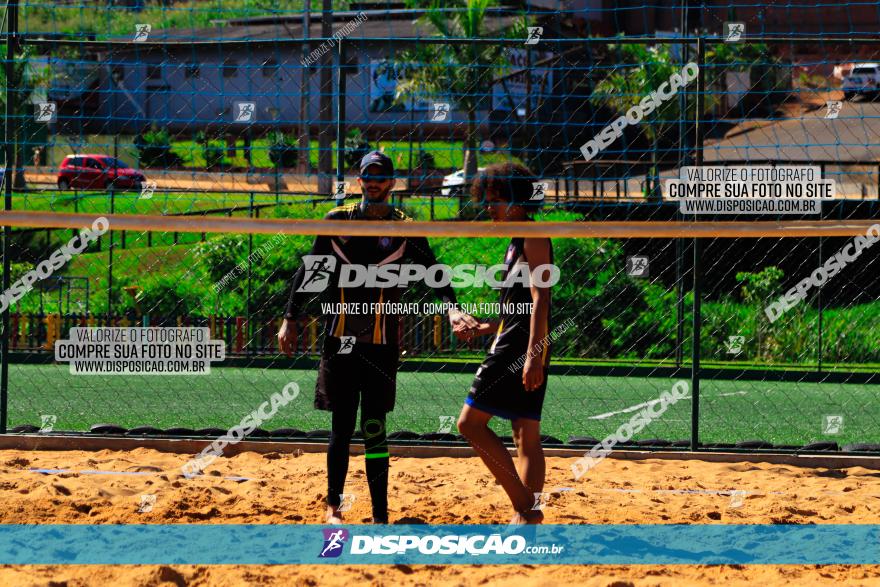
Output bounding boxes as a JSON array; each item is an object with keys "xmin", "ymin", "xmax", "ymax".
[{"xmin": 0, "ymin": 524, "xmax": 875, "ymax": 565}]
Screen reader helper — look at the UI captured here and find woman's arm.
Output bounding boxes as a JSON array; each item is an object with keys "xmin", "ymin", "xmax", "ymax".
[{"xmin": 522, "ymin": 238, "xmax": 552, "ymax": 391}]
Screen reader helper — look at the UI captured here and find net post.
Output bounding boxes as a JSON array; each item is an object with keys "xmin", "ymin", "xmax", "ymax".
[
  {"xmin": 1, "ymin": 0, "xmax": 20, "ymax": 435},
  {"xmin": 674, "ymin": 22, "xmax": 690, "ymax": 370},
  {"xmin": 334, "ymin": 36, "xmax": 345, "ymax": 206},
  {"xmin": 690, "ymin": 35, "xmax": 706, "ymax": 452}
]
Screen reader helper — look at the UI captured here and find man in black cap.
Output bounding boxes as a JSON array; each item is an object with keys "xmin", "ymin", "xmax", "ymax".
[{"xmin": 278, "ymin": 150, "xmax": 477, "ymax": 524}]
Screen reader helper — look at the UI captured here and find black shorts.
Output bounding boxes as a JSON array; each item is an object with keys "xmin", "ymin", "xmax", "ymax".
[
  {"xmin": 466, "ymin": 346, "xmax": 549, "ymax": 421},
  {"xmin": 315, "ymin": 338, "xmax": 399, "ymax": 413}
]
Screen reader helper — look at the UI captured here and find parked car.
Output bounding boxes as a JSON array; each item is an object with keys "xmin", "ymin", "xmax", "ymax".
[
  {"xmin": 842, "ymin": 63, "xmax": 880, "ymax": 99},
  {"xmin": 57, "ymin": 154, "xmax": 146, "ymax": 191},
  {"xmin": 441, "ymin": 167, "xmax": 486, "ymax": 197}
]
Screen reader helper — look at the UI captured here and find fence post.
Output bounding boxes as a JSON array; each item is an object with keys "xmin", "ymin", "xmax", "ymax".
[
  {"xmin": 1, "ymin": 0, "xmax": 21, "ymax": 434},
  {"xmin": 246, "ymin": 192, "xmax": 253, "ymax": 357},
  {"xmin": 107, "ymin": 189, "xmax": 114, "ymax": 320},
  {"xmin": 817, "ymin": 237, "xmax": 823, "ymax": 372},
  {"xmin": 690, "ymin": 35, "xmax": 706, "ymax": 452}
]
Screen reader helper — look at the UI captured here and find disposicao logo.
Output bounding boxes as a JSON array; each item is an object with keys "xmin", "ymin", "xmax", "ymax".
[{"xmin": 319, "ymin": 528, "xmax": 349, "ymax": 558}]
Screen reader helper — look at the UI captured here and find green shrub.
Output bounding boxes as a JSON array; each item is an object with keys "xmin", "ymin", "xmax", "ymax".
[
  {"xmin": 136, "ymin": 128, "xmax": 183, "ymax": 168},
  {"xmin": 344, "ymin": 128, "xmax": 371, "ymax": 168},
  {"xmin": 117, "ymin": 273, "xmax": 205, "ymax": 319},
  {"xmin": 416, "ymin": 149, "xmax": 436, "ymax": 170},
  {"xmin": 268, "ymin": 131, "xmax": 299, "ymax": 168},
  {"xmin": 195, "ymin": 131, "xmax": 227, "ymax": 170}
]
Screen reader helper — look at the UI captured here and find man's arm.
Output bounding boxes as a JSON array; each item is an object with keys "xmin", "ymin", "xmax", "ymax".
[
  {"xmin": 278, "ymin": 234, "xmax": 333, "ymax": 356},
  {"xmin": 405, "ymin": 236, "xmax": 456, "ymax": 304},
  {"xmin": 406, "ymin": 236, "xmax": 479, "ymax": 336}
]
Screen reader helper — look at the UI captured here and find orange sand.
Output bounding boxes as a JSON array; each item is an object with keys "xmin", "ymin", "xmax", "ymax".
[{"xmin": 0, "ymin": 447, "xmax": 878, "ymax": 586}]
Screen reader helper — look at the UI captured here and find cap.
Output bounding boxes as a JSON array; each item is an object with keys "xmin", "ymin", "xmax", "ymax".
[{"xmin": 359, "ymin": 150, "xmax": 394, "ymax": 176}]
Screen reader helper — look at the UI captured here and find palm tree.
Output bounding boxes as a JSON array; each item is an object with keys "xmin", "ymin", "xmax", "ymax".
[
  {"xmin": 590, "ymin": 44, "xmax": 687, "ymax": 201},
  {"xmin": 590, "ymin": 42, "xmax": 774, "ymax": 201},
  {"xmin": 395, "ymin": 0, "xmax": 528, "ymax": 217}
]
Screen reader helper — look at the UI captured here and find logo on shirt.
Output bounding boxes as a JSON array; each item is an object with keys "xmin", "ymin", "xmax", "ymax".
[
  {"xmin": 504, "ymin": 245, "xmax": 518, "ymax": 264},
  {"xmin": 338, "ymin": 336, "xmax": 356, "ymax": 354}
]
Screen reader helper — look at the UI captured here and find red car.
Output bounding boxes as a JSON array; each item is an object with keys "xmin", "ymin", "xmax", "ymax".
[{"xmin": 57, "ymin": 154, "xmax": 147, "ymax": 191}]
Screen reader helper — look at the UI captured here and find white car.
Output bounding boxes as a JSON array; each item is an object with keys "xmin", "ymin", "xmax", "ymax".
[
  {"xmin": 842, "ymin": 63, "xmax": 880, "ymax": 99},
  {"xmin": 441, "ymin": 167, "xmax": 486, "ymax": 196}
]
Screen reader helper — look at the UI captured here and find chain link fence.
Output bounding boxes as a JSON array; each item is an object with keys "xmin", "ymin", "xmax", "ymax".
[{"xmin": 2, "ymin": 2, "xmax": 879, "ymax": 451}]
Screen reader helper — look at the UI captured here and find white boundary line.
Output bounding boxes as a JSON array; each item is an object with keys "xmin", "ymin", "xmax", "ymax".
[{"xmin": 588, "ymin": 391, "xmax": 748, "ymax": 420}]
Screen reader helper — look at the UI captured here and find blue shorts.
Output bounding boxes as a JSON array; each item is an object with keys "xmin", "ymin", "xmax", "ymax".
[{"xmin": 465, "ymin": 349, "xmax": 548, "ymax": 421}]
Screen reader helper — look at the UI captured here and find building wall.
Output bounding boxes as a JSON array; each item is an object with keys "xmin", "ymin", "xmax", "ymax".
[{"xmin": 102, "ymin": 44, "xmax": 493, "ymax": 137}]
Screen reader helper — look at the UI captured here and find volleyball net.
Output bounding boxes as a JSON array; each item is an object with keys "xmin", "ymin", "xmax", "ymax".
[{"xmin": 1, "ymin": 210, "xmax": 878, "ymax": 453}]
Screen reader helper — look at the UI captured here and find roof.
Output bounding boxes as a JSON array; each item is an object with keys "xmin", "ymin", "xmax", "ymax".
[
  {"xmin": 153, "ymin": 9, "xmax": 520, "ymax": 44},
  {"xmin": 214, "ymin": 7, "xmax": 521, "ymax": 27}
]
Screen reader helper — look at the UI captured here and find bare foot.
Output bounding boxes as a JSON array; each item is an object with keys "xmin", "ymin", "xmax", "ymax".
[
  {"xmin": 522, "ymin": 509, "xmax": 544, "ymax": 524},
  {"xmin": 326, "ymin": 505, "xmax": 344, "ymax": 524},
  {"xmin": 510, "ymin": 509, "xmax": 544, "ymax": 525}
]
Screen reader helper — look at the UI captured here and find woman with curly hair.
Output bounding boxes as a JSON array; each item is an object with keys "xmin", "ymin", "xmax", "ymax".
[{"xmin": 456, "ymin": 162, "xmax": 554, "ymax": 524}]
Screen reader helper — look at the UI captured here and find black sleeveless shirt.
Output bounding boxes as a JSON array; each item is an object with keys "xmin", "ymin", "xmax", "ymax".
[{"xmin": 488, "ymin": 236, "xmax": 553, "ymax": 360}]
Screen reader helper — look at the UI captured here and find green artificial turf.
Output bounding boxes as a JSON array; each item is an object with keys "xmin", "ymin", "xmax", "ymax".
[{"xmin": 8, "ymin": 363, "xmax": 878, "ymax": 446}]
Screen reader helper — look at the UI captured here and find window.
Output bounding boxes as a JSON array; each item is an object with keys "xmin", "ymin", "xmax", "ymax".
[
  {"xmin": 146, "ymin": 64, "xmax": 162, "ymax": 80},
  {"xmin": 86, "ymin": 159, "xmax": 103, "ymax": 169},
  {"xmin": 222, "ymin": 60, "xmax": 238, "ymax": 78},
  {"xmin": 262, "ymin": 58, "xmax": 279, "ymax": 78},
  {"xmin": 103, "ymin": 158, "xmax": 129, "ymax": 169},
  {"xmin": 111, "ymin": 65, "xmax": 125, "ymax": 83},
  {"xmin": 185, "ymin": 64, "xmax": 200, "ymax": 79}
]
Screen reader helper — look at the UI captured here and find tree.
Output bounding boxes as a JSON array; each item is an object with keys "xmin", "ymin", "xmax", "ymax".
[
  {"xmin": 590, "ymin": 42, "xmax": 775, "ymax": 200},
  {"xmin": 395, "ymin": 0, "xmax": 529, "ymax": 217},
  {"xmin": 736, "ymin": 266, "xmax": 785, "ymax": 359},
  {"xmin": 0, "ymin": 44, "xmax": 51, "ymax": 188}
]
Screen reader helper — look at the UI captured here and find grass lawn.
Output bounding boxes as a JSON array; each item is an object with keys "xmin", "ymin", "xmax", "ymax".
[
  {"xmin": 8, "ymin": 363, "xmax": 878, "ymax": 446},
  {"xmin": 45, "ymin": 136, "xmax": 522, "ymax": 174},
  {"xmin": 12, "ymin": 190, "xmax": 305, "ymax": 216},
  {"xmin": 22, "ymin": 2, "xmax": 350, "ymax": 39}
]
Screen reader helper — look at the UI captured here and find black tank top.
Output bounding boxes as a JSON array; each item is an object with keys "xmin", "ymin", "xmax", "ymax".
[{"xmin": 489, "ymin": 237, "xmax": 553, "ymax": 358}]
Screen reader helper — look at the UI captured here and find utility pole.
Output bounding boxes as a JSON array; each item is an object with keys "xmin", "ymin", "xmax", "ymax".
[
  {"xmin": 317, "ymin": 0, "xmax": 333, "ymax": 195},
  {"xmin": 297, "ymin": 0, "xmax": 311, "ymax": 176}
]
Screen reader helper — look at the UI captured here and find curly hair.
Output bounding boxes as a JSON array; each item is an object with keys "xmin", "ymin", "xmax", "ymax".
[{"xmin": 470, "ymin": 162, "xmax": 542, "ymax": 213}]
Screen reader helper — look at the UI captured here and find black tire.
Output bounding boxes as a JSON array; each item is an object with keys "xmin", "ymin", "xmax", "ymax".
[{"xmin": 57, "ymin": 178, "xmax": 70, "ymax": 190}]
